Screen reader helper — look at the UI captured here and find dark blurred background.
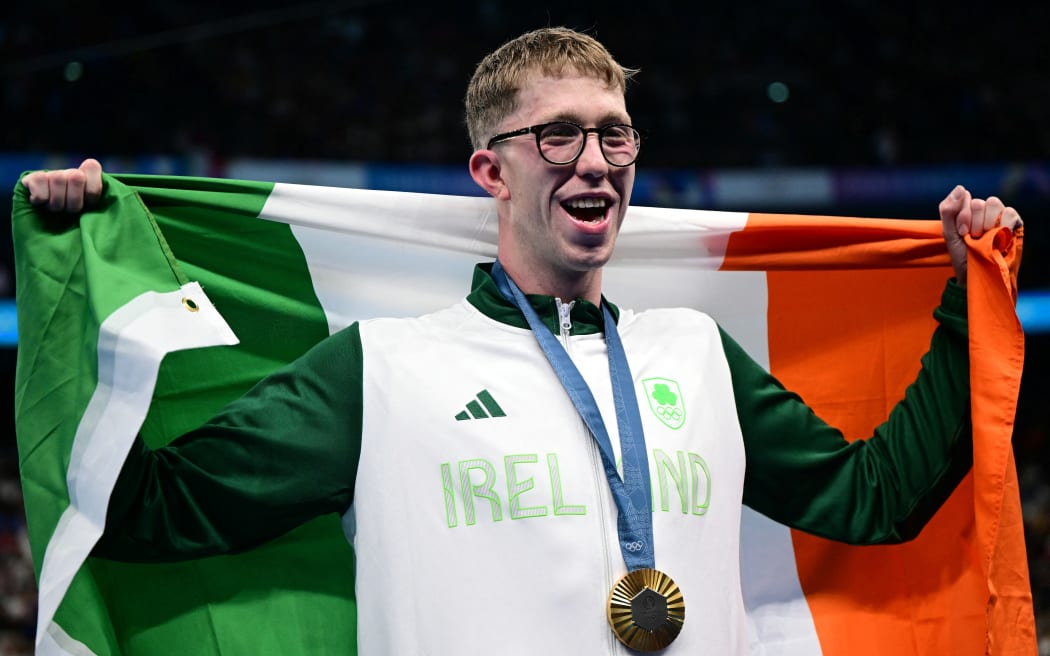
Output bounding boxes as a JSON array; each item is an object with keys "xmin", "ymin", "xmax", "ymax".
[{"xmin": 2, "ymin": 2, "xmax": 1048, "ymax": 654}]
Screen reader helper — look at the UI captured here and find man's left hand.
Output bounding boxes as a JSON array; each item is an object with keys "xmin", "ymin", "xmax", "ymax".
[{"xmin": 938, "ymin": 185, "xmax": 1023, "ymax": 287}]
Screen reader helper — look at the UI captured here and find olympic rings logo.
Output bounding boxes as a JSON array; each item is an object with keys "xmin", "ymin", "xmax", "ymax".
[
  {"xmin": 655, "ymin": 405, "xmax": 683, "ymax": 421},
  {"xmin": 625, "ymin": 540, "xmax": 646, "ymax": 552}
]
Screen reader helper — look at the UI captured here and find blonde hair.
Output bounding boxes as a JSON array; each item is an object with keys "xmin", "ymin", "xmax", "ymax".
[{"xmin": 464, "ymin": 27, "xmax": 637, "ymax": 150}]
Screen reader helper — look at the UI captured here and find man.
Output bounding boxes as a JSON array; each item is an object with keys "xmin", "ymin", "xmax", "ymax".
[{"xmin": 22, "ymin": 27, "xmax": 1021, "ymax": 655}]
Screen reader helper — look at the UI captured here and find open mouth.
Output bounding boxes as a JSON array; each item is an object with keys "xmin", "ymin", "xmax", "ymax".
[{"xmin": 562, "ymin": 197, "xmax": 610, "ymax": 223}]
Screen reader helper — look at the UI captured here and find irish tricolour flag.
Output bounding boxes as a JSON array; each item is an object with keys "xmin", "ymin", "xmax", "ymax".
[{"xmin": 13, "ymin": 175, "xmax": 1034, "ymax": 654}]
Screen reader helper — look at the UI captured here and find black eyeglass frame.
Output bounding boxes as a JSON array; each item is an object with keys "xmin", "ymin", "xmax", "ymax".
[{"xmin": 486, "ymin": 121, "xmax": 642, "ymax": 167}]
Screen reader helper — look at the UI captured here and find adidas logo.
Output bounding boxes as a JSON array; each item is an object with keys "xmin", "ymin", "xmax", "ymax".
[{"xmin": 455, "ymin": 389, "xmax": 507, "ymax": 421}]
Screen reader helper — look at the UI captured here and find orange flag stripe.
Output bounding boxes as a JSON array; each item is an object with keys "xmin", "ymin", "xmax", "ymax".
[
  {"xmin": 721, "ymin": 214, "xmax": 1033, "ymax": 654},
  {"xmin": 721, "ymin": 213, "xmax": 948, "ymax": 270},
  {"xmin": 967, "ymin": 226, "xmax": 1033, "ymax": 654}
]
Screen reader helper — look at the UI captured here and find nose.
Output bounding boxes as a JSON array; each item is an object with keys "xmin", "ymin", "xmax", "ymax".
[{"xmin": 575, "ymin": 132, "xmax": 609, "ymax": 177}]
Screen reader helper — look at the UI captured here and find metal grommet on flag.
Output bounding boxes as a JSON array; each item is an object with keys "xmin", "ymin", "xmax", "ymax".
[{"xmin": 182, "ymin": 297, "xmax": 200, "ymax": 312}]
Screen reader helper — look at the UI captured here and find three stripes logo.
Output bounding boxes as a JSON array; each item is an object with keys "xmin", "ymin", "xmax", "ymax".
[{"xmin": 454, "ymin": 389, "xmax": 507, "ymax": 421}]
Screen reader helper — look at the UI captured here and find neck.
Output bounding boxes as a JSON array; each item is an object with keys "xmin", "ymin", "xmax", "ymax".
[{"xmin": 498, "ymin": 258, "xmax": 603, "ymax": 306}]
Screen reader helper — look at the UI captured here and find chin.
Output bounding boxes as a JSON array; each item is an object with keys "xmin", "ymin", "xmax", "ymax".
[{"xmin": 569, "ymin": 250, "xmax": 614, "ymax": 272}]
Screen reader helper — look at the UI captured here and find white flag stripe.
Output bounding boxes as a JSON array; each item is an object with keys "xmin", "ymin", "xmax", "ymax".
[
  {"xmin": 742, "ymin": 506, "xmax": 824, "ymax": 655},
  {"xmin": 288, "ymin": 222, "xmax": 483, "ymax": 333},
  {"xmin": 261, "ymin": 184, "xmax": 757, "ymax": 327},
  {"xmin": 261, "ymin": 183, "xmax": 752, "ymax": 265},
  {"xmin": 41, "ymin": 618, "xmax": 98, "ymax": 656},
  {"xmin": 260, "ymin": 183, "xmax": 499, "ymax": 257}
]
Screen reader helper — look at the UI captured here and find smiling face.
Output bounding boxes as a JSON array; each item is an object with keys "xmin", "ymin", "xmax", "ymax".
[{"xmin": 470, "ymin": 73, "xmax": 635, "ymax": 304}]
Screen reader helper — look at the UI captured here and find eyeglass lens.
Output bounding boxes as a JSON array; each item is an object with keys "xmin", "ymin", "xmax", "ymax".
[{"xmin": 538, "ymin": 123, "xmax": 639, "ymax": 166}]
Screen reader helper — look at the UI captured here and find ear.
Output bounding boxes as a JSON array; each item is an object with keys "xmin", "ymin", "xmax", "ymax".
[{"xmin": 469, "ymin": 149, "xmax": 510, "ymax": 201}]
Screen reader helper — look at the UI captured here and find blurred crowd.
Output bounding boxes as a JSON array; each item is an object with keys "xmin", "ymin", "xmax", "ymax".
[
  {"xmin": 1019, "ymin": 353, "xmax": 1050, "ymax": 654},
  {"xmin": 4, "ymin": 2, "xmax": 1050, "ymax": 168},
  {"xmin": 0, "ymin": 449, "xmax": 33, "ymax": 655},
  {"xmin": 3, "ymin": 1, "xmax": 1050, "ymax": 652}
]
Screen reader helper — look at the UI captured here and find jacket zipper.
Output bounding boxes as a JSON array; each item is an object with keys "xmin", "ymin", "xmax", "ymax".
[
  {"xmin": 556, "ymin": 297, "xmax": 618, "ymax": 653},
  {"xmin": 555, "ymin": 297, "xmax": 574, "ymax": 353}
]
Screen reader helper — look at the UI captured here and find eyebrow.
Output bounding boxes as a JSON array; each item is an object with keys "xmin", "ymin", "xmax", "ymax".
[{"xmin": 544, "ymin": 112, "xmax": 632, "ymax": 126}]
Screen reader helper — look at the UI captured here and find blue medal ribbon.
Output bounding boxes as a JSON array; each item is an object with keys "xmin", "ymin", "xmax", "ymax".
[{"xmin": 491, "ymin": 261, "xmax": 654, "ymax": 572}]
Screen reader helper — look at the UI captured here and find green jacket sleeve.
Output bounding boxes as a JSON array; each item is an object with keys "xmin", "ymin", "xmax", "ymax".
[
  {"xmin": 94, "ymin": 323, "xmax": 365, "ymax": 561},
  {"xmin": 731, "ymin": 281, "xmax": 971, "ymax": 544}
]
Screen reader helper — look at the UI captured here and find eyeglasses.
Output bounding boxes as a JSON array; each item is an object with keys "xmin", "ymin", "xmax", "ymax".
[{"xmin": 486, "ymin": 121, "xmax": 641, "ymax": 167}]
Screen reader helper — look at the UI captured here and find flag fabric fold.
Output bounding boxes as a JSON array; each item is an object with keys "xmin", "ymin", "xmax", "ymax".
[{"xmin": 12, "ymin": 174, "xmax": 1033, "ymax": 655}]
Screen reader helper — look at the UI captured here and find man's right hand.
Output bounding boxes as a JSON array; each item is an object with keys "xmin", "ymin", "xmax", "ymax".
[{"xmin": 21, "ymin": 158, "xmax": 103, "ymax": 213}]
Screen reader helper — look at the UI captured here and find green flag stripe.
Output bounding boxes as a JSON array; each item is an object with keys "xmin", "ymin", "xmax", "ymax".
[
  {"xmin": 40, "ymin": 283, "xmax": 237, "ymax": 652},
  {"xmin": 104, "ymin": 176, "xmax": 355, "ymax": 655},
  {"xmin": 15, "ymin": 174, "xmax": 357, "ymax": 655}
]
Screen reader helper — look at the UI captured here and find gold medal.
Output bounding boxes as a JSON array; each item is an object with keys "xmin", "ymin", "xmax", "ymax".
[{"xmin": 606, "ymin": 568, "xmax": 685, "ymax": 652}]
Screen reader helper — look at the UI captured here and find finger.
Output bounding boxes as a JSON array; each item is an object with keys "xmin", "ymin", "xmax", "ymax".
[
  {"xmin": 938, "ymin": 186, "xmax": 959, "ymax": 214},
  {"xmin": 968, "ymin": 198, "xmax": 987, "ymax": 238},
  {"xmin": 939, "ymin": 185, "xmax": 972, "ymax": 237},
  {"xmin": 80, "ymin": 158, "xmax": 103, "ymax": 205},
  {"xmin": 1002, "ymin": 206, "xmax": 1023, "ymax": 230},
  {"xmin": 939, "ymin": 184, "xmax": 964, "ymax": 227},
  {"xmin": 65, "ymin": 169, "xmax": 87, "ymax": 214},
  {"xmin": 977, "ymin": 195, "xmax": 1006, "ymax": 236},
  {"xmin": 21, "ymin": 171, "xmax": 51, "ymax": 205},
  {"xmin": 47, "ymin": 173, "xmax": 70, "ymax": 212}
]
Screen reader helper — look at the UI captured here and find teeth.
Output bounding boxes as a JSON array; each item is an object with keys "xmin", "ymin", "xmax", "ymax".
[{"xmin": 565, "ymin": 198, "xmax": 609, "ymax": 209}]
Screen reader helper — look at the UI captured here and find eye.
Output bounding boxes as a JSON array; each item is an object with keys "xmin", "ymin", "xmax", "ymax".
[
  {"xmin": 602, "ymin": 126, "xmax": 635, "ymax": 148},
  {"xmin": 539, "ymin": 123, "xmax": 581, "ymax": 144}
]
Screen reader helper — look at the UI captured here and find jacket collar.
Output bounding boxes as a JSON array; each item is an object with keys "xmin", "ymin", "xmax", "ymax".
[{"xmin": 465, "ymin": 263, "xmax": 620, "ymax": 336}]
